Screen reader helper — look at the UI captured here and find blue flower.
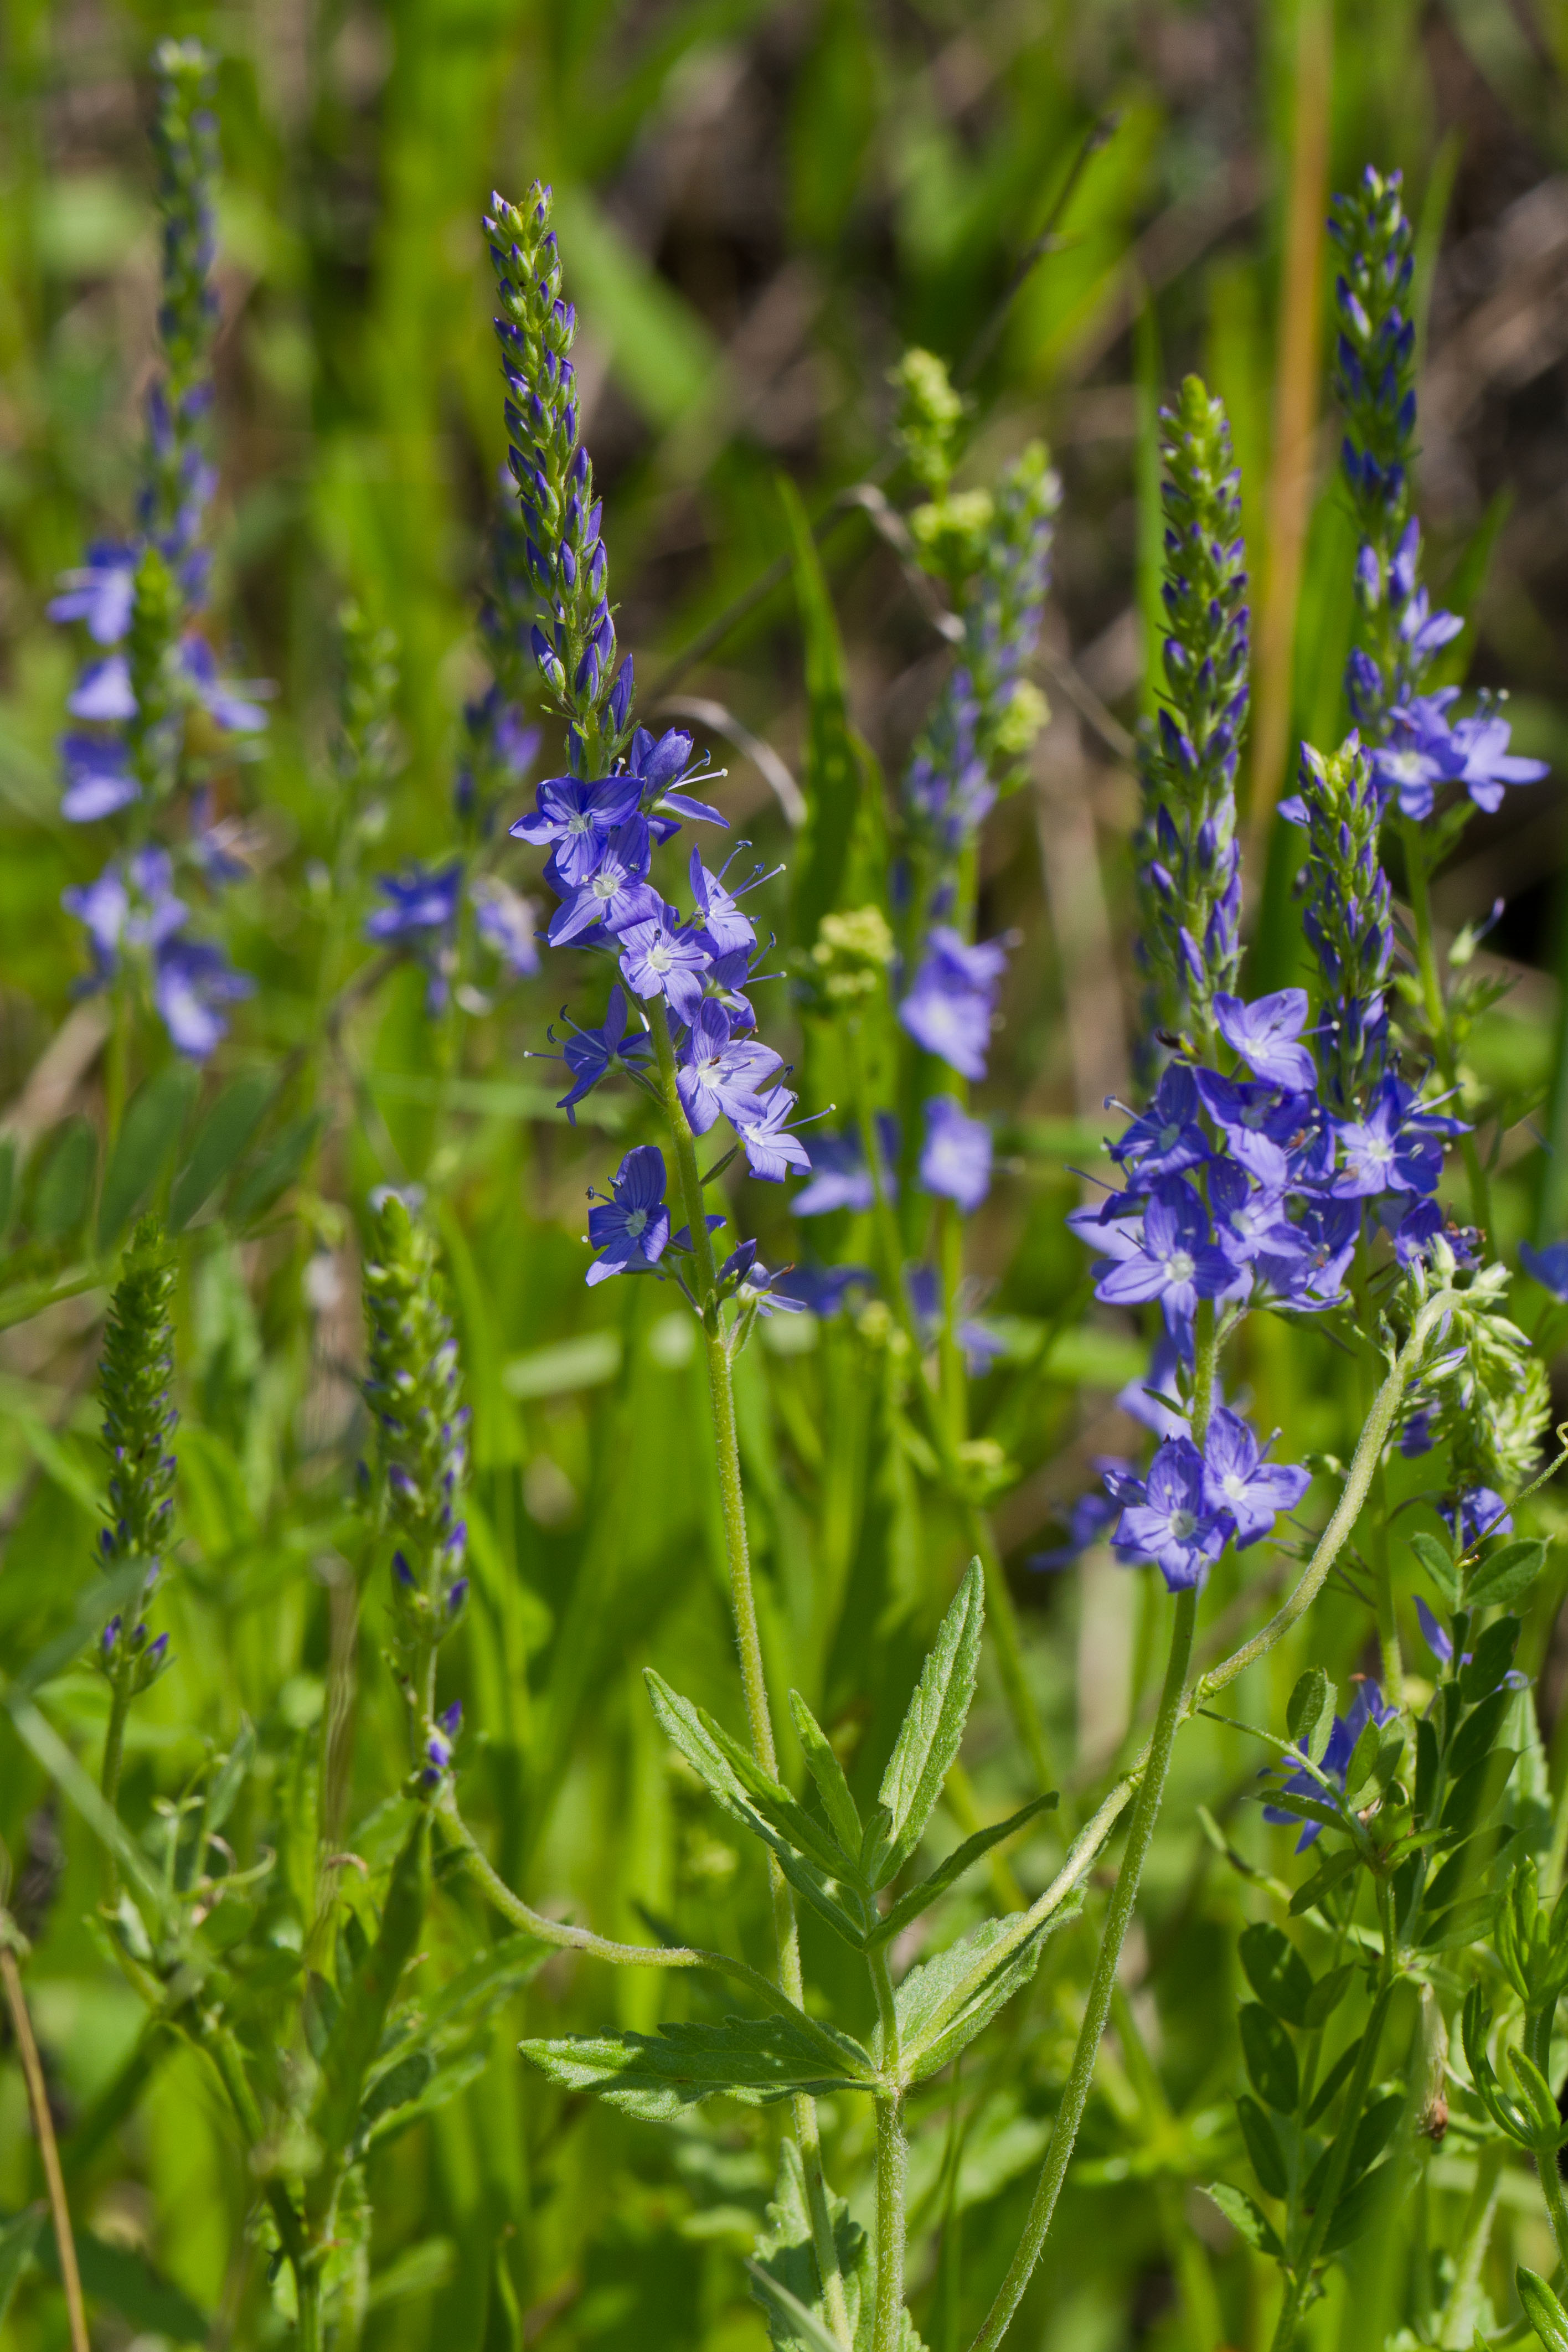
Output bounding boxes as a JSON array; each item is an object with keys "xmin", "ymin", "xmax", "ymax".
[
  {"xmin": 777, "ymin": 1262, "xmax": 871, "ymax": 1317},
  {"xmin": 510, "ymin": 771, "xmax": 642, "ymax": 884},
  {"xmin": 1091, "ymin": 1177, "xmax": 1234, "ymax": 1356},
  {"xmin": 792, "ymin": 1123, "xmax": 897, "ymax": 1218},
  {"xmin": 586, "ymin": 1146, "xmax": 670, "ymax": 1286},
  {"xmin": 367, "ymin": 862, "xmax": 465, "ymax": 946},
  {"xmin": 1108, "ymin": 1437, "xmax": 1231, "ymax": 1592},
  {"xmin": 546, "ymin": 818, "xmax": 655, "ymax": 945},
  {"xmin": 1520, "ymin": 1240, "xmax": 1568, "ymax": 1299},
  {"xmin": 720, "ymin": 1239, "xmax": 804, "ymax": 1319},
  {"xmin": 731, "ymin": 1086, "xmax": 813, "ymax": 1183},
  {"xmin": 1108, "ymin": 1064, "xmax": 1210, "ymax": 1186},
  {"xmin": 919, "ymin": 1096, "xmax": 992, "ymax": 1214},
  {"xmin": 1213, "ymin": 990, "xmax": 1316, "ymax": 1091},
  {"xmin": 1029, "ymin": 1467, "xmax": 1132, "ymax": 1570},
  {"xmin": 553, "ymin": 983, "xmax": 653, "ymax": 1122},
  {"xmin": 1263, "ymin": 1678, "xmax": 1398, "ymax": 1850},
  {"xmin": 1199, "ymin": 1407, "xmax": 1310, "ymax": 1547},
  {"xmin": 1445, "ymin": 1487, "xmax": 1513, "ymax": 1550},
  {"xmin": 470, "ymin": 876, "xmax": 539, "ymax": 978},
  {"xmin": 677, "ymin": 999, "xmax": 781, "ymax": 1136},
  {"xmin": 153, "ymin": 935, "xmax": 255, "ymax": 1058},
  {"xmin": 618, "ymin": 899, "xmax": 713, "ymax": 1023},
  {"xmin": 60, "ymin": 733, "xmax": 139, "ymax": 823},
  {"xmin": 898, "ymin": 926, "xmax": 1008, "ymax": 1082},
  {"xmin": 48, "ymin": 541, "xmax": 138, "ymax": 645}
]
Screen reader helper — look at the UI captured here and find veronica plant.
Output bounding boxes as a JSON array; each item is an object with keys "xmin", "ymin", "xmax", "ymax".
[
  {"xmin": 49, "ymin": 39, "xmax": 262, "ymax": 1086},
  {"xmin": 1332, "ymin": 166, "xmax": 1546, "ymax": 1236}
]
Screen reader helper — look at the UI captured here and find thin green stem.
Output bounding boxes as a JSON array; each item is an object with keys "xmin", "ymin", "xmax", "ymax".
[
  {"xmin": 868, "ymin": 1943, "xmax": 905, "ymax": 2352},
  {"xmin": 848, "ymin": 1024, "xmax": 1054, "ymax": 1795},
  {"xmin": 99, "ymin": 1569, "xmax": 151, "ymax": 1904},
  {"xmin": 645, "ymin": 1005, "xmax": 852, "ymax": 2346},
  {"xmin": 1541, "ymin": 2145, "xmax": 1568, "ymax": 2277},
  {"xmin": 1402, "ymin": 816, "xmax": 1492, "ymax": 1240},
  {"xmin": 966, "ymin": 1583, "xmax": 1198, "ymax": 2352},
  {"xmin": 1353, "ymin": 1267, "xmax": 1402, "ymax": 1706}
]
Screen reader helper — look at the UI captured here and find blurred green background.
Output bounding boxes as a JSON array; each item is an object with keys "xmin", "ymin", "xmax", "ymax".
[{"xmin": 8, "ymin": 1, "xmax": 1568, "ymax": 2347}]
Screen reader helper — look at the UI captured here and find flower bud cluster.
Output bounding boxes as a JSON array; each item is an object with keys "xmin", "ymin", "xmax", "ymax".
[
  {"xmin": 1398, "ymin": 1244, "xmax": 1550, "ymax": 1497},
  {"xmin": 903, "ymin": 434, "xmax": 1058, "ymax": 864},
  {"xmin": 96, "ymin": 1217, "xmax": 179, "ymax": 1693},
  {"xmin": 1134, "ymin": 378, "xmax": 1247, "ymax": 1041},
  {"xmin": 362, "ymin": 1192, "xmax": 471, "ymax": 1642},
  {"xmin": 484, "ymin": 183, "xmax": 632, "ymax": 775},
  {"xmin": 1280, "ymin": 737, "xmax": 1392, "ymax": 1109}
]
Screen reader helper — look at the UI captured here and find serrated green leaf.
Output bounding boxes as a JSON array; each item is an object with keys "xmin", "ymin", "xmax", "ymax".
[
  {"xmin": 1467, "ymin": 1539, "xmax": 1548, "ymax": 1610},
  {"xmin": 646, "ymin": 1672, "xmax": 868, "ymax": 1944},
  {"xmin": 520, "ymin": 2013, "xmax": 875, "ymax": 2119},
  {"xmin": 168, "ymin": 1068, "xmax": 275, "ymax": 1231},
  {"xmin": 866, "ymin": 1560, "xmax": 984, "ymax": 1887},
  {"xmin": 1239, "ymin": 1922, "xmax": 1314, "ymax": 2026},
  {"xmin": 895, "ymin": 1902, "xmax": 1074, "ymax": 2083},
  {"xmin": 1202, "ymin": 2181, "xmax": 1283, "ymax": 2258},
  {"xmin": 866, "ymin": 1793, "xmax": 1058, "ymax": 1951},
  {"xmin": 1518, "ymin": 2265, "xmax": 1568, "ymax": 2352},
  {"xmin": 788, "ymin": 1689, "xmax": 863, "ymax": 1857},
  {"xmin": 1239, "ymin": 2003, "xmax": 1299, "ymax": 2115}
]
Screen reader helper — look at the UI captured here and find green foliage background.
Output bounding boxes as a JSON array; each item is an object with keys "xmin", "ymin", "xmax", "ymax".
[{"xmin": 6, "ymin": 1, "xmax": 1568, "ymax": 2348}]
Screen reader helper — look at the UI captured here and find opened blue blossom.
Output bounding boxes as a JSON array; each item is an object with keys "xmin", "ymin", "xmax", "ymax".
[
  {"xmin": 677, "ymin": 1000, "xmax": 781, "ymax": 1135},
  {"xmin": 899, "ymin": 927, "xmax": 1007, "ymax": 1082},
  {"xmin": 553, "ymin": 984, "xmax": 654, "ymax": 1122},
  {"xmin": 1213, "ymin": 991, "xmax": 1316, "ymax": 1091},
  {"xmin": 1090, "ymin": 1177, "xmax": 1233, "ymax": 1356},
  {"xmin": 1520, "ymin": 1240, "xmax": 1568, "ymax": 1299},
  {"xmin": 586, "ymin": 1146, "xmax": 670, "ymax": 1286},
  {"xmin": 919, "ymin": 1096, "xmax": 992, "ymax": 1214},
  {"xmin": 1199, "ymin": 1408, "xmax": 1311, "ymax": 1545},
  {"xmin": 1107, "ymin": 1439, "xmax": 1231, "ymax": 1591},
  {"xmin": 618, "ymin": 900, "xmax": 712, "ymax": 1022}
]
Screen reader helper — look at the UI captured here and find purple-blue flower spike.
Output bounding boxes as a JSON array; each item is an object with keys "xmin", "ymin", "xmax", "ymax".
[
  {"xmin": 1333, "ymin": 167, "xmax": 1544, "ymax": 820},
  {"xmin": 1280, "ymin": 737, "xmax": 1394, "ymax": 1110},
  {"xmin": 1134, "ymin": 377, "xmax": 1248, "ymax": 1053},
  {"xmin": 485, "ymin": 183, "xmax": 632, "ymax": 778}
]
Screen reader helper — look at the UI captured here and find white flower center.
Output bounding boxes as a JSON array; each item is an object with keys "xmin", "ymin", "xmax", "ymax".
[
  {"xmin": 649, "ymin": 941, "xmax": 672, "ymax": 972},
  {"xmin": 1158, "ymin": 1121, "xmax": 1181, "ymax": 1149},
  {"xmin": 626, "ymin": 1208, "xmax": 647, "ymax": 1237},
  {"xmin": 1222, "ymin": 1473, "xmax": 1246, "ymax": 1501},
  {"xmin": 592, "ymin": 872, "xmax": 615, "ymax": 900},
  {"xmin": 1167, "ymin": 1248, "xmax": 1195, "ymax": 1283},
  {"xmin": 568, "ymin": 811, "xmax": 592, "ymax": 833},
  {"xmin": 1170, "ymin": 1509, "xmax": 1196, "ymax": 1540}
]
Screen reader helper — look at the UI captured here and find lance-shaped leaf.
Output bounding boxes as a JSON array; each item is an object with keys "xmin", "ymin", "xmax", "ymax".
[
  {"xmin": 1507, "ymin": 2046, "xmax": 1564, "ymax": 2148},
  {"xmin": 1519, "ymin": 2265, "xmax": 1568, "ymax": 2352},
  {"xmin": 1239, "ymin": 1922, "xmax": 1314, "ymax": 2026},
  {"xmin": 1239, "ymin": 2004, "xmax": 1298, "ymax": 2116},
  {"xmin": 1410, "ymin": 1530, "xmax": 1459, "ymax": 1607},
  {"xmin": 1286, "ymin": 1668, "xmax": 1337, "ymax": 1766},
  {"xmin": 788, "ymin": 1689, "xmax": 863, "ymax": 1858},
  {"xmin": 645, "ymin": 1672, "xmax": 869, "ymax": 1944},
  {"xmin": 520, "ymin": 2012, "xmax": 876, "ymax": 2119},
  {"xmin": 895, "ymin": 1899, "xmax": 1077, "ymax": 2083},
  {"xmin": 1235, "ymin": 2094, "xmax": 1288, "ymax": 2199},
  {"xmin": 863, "ymin": 1560, "xmax": 984, "ymax": 1889},
  {"xmin": 865, "ymin": 1793, "xmax": 1059, "ymax": 1953}
]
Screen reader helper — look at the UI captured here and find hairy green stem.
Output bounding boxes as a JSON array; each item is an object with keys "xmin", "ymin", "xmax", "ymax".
[
  {"xmin": 1541, "ymin": 2142, "xmax": 1568, "ymax": 2277},
  {"xmin": 966, "ymin": 1584, "xmax": 1198, "ymax": 2352},
  {"xmin": 1351, "ymin": 1270, "xmax": 1403, "ymax": 1706},
  {"xmin": 646, "ymin": 1006, "xmax": 852, "ymax": 2345},
  {"xmin": 1401, "ymin": 816, "xmax": 1492, "ymax": 1240},
  {"xmin": 869, "ymin": 1946, "xmax": 906, "ymax": 2352}
]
